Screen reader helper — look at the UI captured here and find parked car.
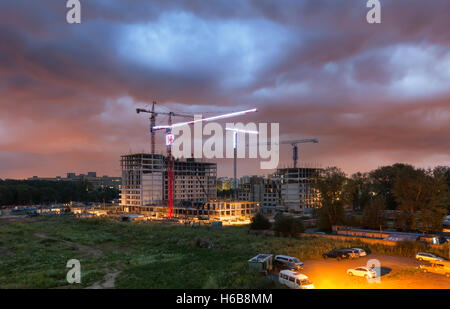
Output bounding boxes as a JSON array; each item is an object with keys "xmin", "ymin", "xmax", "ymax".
[
  {"xmin": 347, "ymin": 266, "xmax": 377, "ymax": 279},
  {"xmin": 419, "ymin": 261, "xmax": 450, "ymax": 277},
  {"xmin": 340, "ymin": 249, "xmax": 359, "ymax": 259},
  {"xmin": 279, "ymin": 270, "xmax": 314, "ymax": 289},
  {"xmin": 415, "ymin": 252, "xmax": 445, "ymax": 262},
  {"xmin": 322, "ymin": 249, "xmax": 351, "ymax": 260},
  {"xmin": 351, "ymin": 248, "xmax": 367, "ymax": 257},
  {"xmin": 274, "ymin": 255, "xmax": 304, "ymax": 271}
]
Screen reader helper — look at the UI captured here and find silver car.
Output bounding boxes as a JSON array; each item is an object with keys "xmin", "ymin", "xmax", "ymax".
[
  {"xmin": 351, "ymin": 248, "xmax": 367, "ymax": 257},
  {"xmin": 416, "ymin": 252, "xmax": 445, "ymax": 262},
  {"xmin": 347, "ymin": 266, "xmax": 377, "ymax": 279}
]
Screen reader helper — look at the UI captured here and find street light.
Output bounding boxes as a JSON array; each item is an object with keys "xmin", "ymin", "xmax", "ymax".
[{"xmin": 225, "ymin": 128, "xmax": 259, "ymax": 200}]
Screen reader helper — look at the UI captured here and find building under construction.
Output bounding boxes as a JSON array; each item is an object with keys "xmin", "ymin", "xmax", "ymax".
[
  {"xmin": 120, "ymin": 200, "xmax": 260, "ymax": 224},
  {"xmin": 120, "ymin": 153, "xmax": 217, "ymax": 207},
  {"xmin": 274, "ymin": 167, "xmax": 321, "ymax": 213},
  {"xmin": 120, "ymin": 153, "xmax": 260, "ymax": 223},
  {"xmin": 238, "ymin": 167, "xmax": 321, "ymax": 215}
]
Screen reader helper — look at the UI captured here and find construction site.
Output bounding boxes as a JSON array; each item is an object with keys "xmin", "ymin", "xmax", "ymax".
[
  {"xmin": 116, "ymin": 103, "xmax": 262, "ymax": 225},
  {"xmin": 119, "ymin": 153, "xmax": 260, "ymax": 224},
  {"xmin": 115, "ymin": 101, "xmax": 322, "ymax": 224}
]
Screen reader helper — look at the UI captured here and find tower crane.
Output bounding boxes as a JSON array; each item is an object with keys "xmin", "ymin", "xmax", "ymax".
[
  {"xmin": 146, "ymin": 107, "xmax": 257, "ymax": 219},
  {"xmin": 281, "ymin": 138, "xmax": 318, "ymax": 168},
  {"xmin": 136, "ymin": 101, "xmax": 156, "ymax": 154},
  {"xmin": 136, "ymin": 102, "xmax": 193, "ymax": 154},
  {"xmin": 136, "ymin": 103, "xmax": 194, "ymax": 219},
  {"xmin": 246, "ymin": 138, "xmax": 319, "ymax": 169}
]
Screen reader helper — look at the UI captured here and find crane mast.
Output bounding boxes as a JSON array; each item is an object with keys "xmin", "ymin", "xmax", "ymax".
[
  {"xmin": 282, "ymin": 138, "xmax": 318, "ymax": 168},
  {"xmin": 166, "ymin": 112, "xmax": 174, "ymax": 218},
  {"xmin": 245, "ymin": 137, "xmax": 319, "ymax": 169},
  {"xmin": 150, "ymin": 102, "xmax": 156, "ymax": 155}
]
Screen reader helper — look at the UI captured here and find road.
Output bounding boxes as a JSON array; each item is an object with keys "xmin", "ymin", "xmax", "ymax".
[{"xmin": 300, "ymin": 254, "xmax": 450, "ymax": 289}]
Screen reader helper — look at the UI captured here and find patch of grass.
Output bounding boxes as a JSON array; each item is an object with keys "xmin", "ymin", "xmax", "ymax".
[{"xmin": 0, "ymin": 216, "xmax": 448, "ymax": 288}]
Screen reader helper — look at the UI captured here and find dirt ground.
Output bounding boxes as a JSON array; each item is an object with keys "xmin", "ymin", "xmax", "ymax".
[
  {"xmin": 0, "ymin": 215, "xmax": 36, "ymax": 225},
  {"xmin": 85, "ymin": 270, "xmax": 121, "ymax": 289},
  {"xmin": 300, "ymin": 254, "xmax": 450, "ymax": 289}
]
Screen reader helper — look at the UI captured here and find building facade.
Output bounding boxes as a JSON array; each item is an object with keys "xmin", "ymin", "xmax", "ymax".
[
  {"xmin": 238, "ymin": 177, "xmax": 280, "ymax": 215},
  {"xmin": 273, "ymin": 167, "xmax": 321, "ymax": 213},
  {"xmin": 121, "ymin": 200, "xmax": 259, "ymax": 224},
  {"xmin": 238, "ymin": 167, "xmax": 321, "ymax": 215},
  {"xmin": 120, "ymin": 154, "xmax": 217, "ymax": 208}
]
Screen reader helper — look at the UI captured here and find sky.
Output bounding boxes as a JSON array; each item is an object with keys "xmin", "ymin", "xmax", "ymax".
[{"xmin": 0, "ymin": 0, "xmax": 449, "ymax": 179}]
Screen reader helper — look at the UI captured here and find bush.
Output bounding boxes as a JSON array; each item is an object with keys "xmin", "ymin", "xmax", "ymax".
[
  {"xmin": 250, "ymin": 212, "xmax": 271, "ymax": 230},
  {"xmin": 273, "ymin": 215, "xmax": 305, "ymax": 237},
  {"xmin": 344, "ymin": 215, "xmax": 362, "ymax": 227}
]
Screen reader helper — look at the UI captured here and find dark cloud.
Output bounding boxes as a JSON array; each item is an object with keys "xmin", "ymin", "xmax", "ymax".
[{"xmin": 0, "ymin": 0, "xmax": 449, "ymax": 179}]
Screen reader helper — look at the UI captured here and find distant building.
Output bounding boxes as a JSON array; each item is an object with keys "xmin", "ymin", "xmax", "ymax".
[
  {"xmin": 217, "ymin": 177, "xmax": 232, "ymax": 191},
  {"xmin": 28, "ymin": 172, "xmax": 121, "ymax": 190},
  {"xmin": 237, "ymin": 167, "xmax": 321, "ymax": 215},
  {"xmin": 240, "ymin": 175, "xmax": 251, "ymax": 185},
  {"xmin": 273, "ymin": 167, "xmax": 321, "ymax": 213},
  {"xmin": 238, "ymin": 176, "xmax": 280, "ymax": 215}
]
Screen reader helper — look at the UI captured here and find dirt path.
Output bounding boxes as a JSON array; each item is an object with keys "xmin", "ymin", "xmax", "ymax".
[
  {"xmin": 34, "ymin": 232, "xmax": 119, "ymax": 289},
  {"xmin": 301, "ymin": 254, "xmax": 450, "ymax": 289},
  {"xmin": 85, "ymin": 269, "xmax": 121, "ymax": 289}
]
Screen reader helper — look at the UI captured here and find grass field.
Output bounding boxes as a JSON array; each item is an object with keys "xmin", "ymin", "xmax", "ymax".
[{"xmin": 0, "ymin": 216, "xmax": 448, "ymax": 289}]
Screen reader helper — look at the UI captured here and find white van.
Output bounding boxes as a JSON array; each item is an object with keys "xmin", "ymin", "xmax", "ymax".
[{"xmin": 278, "ymin": 270, "xmax": 314, "ymax": 289}]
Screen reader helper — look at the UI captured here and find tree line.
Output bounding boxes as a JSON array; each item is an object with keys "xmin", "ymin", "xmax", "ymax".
[
  {"xmin": 314, "ymin": 164, "xmax": 450, "ymax": 234},
  {"xmin": 0, "ymin": 179, "xmax": 120, "ymax": 206}
]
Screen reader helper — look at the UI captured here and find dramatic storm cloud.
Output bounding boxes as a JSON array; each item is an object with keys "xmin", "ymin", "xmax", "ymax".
[{"xmin": 0, "ymin": 0, "xmax": 449, "ymax": 178}]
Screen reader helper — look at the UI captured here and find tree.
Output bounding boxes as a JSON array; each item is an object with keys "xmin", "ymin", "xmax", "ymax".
[
  {"xmin": 433, "ymin": 166, "xmax": 450, "ymax": 213},
  {"xmin": 313, "ymin": 167, "xmax": 347, "ymax": 231},
  {"xmin": 345, "ymin": 172, "xmax": 372, "ymax": 212},
  {"xmin": 393, "ymin": 167, "xmax": 448, "ymax": 233},
  {"xmin": 0, "ymin": 180, "xmax": 120, "ymax": 205},
  {"xmin": 273, "ymin": 214, "xmax": 305, "ymax": 236},
  {"xmin": 369, "ymin": 163, "xmax": 415, "ymax": 210},
  {"xmin": 362, "ymin": 195, "xmax": 386, "ymax": 229},
  {"xmin": 16, "ymin": 185, "xmax": 34, "ymax": 205},
  {"xmin": 250, "ymin": 212, "xmax": 271, "ymax": 230}
]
